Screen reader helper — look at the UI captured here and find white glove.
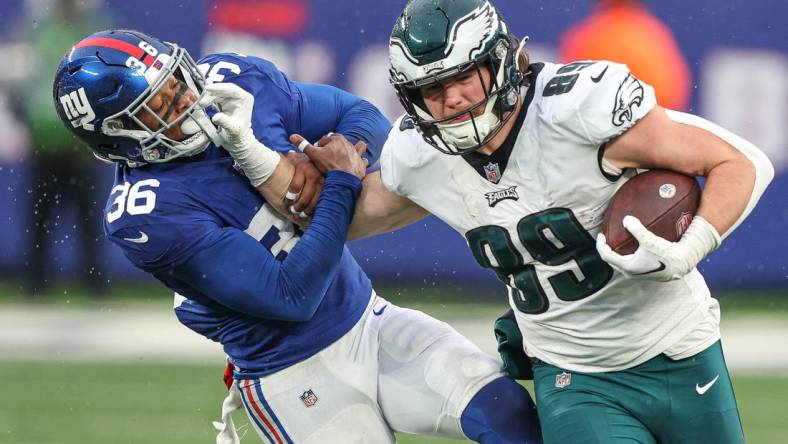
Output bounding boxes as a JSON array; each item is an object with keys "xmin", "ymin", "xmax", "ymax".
[
  {"xmin": 199, "ymin": 82, "xmax": 280, "ymax": 187},
  {"xmin": 596, "ymin": 215, "xmax": 721, "ymax": 281}
]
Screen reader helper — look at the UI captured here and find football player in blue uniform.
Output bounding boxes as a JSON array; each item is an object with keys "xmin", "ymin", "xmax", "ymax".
[{"xmin": 53, "ymin": 30, "xmax": 541, "ymax": 444}]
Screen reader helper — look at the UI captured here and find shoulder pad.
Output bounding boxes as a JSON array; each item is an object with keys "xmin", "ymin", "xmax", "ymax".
[{"xmin": 537, "ymin": 61, "xmax": 657, "ymax": 144}]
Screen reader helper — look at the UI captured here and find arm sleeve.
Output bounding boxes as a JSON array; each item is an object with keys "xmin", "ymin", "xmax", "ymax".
[
  {"xmin": 379, "ymin": 132, "xmax": 404, "ymax": 196},
  {"xmin": 173, "ymin": 171, "xmax": 362, "ymax": 321},
  {"xmin": 294, "ymin": 82, "xmax": 391, "ymax": 164}
]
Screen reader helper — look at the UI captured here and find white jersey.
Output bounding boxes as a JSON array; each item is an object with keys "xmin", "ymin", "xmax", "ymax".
[{"xmin": 380, "ymin": 61, "xmax": 721, "ymax": 372}]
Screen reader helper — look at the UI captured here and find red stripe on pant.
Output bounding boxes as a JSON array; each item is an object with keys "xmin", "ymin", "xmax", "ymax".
[{"xmin": 243, "ymin": 380, "xmax": 284, "ymax": 444}]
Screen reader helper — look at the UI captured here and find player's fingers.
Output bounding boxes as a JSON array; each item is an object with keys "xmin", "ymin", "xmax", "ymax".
[
  {"xmin": 622, "ymin": 215, "xmax": 658, "ymax": 247},
  {"xmin": 596, "ymin": 233, "xmax": 622, "ymax": 262},
  {"xmin": 204, "ymin": 82, "xmax": 243, "ymax": 100},
  {"xmin": 286, "ymin": 172, "xmax": 305, "ymax": 203},
  {"xmin": 358, "ymin": 158, "xmax": 369, "ymax": 179},
  {"xmin": 317, "ymin": 132, "xmax": 335, "ymax": 147},
  {"xmin": 354, "ymin": 140, "xmax": 368, "ymax": 157},
  {"xmin": 292, "ymin": 177, "xmax": 317, "ymax": 212},
  {"xmin": 289, "ymin": 134, "xmax": 316, "ymax": 153},
  {"xmin": 211, "ymin": 112, "xmax": 232, "ymax": 128},
  {"xmin": 305, "ymin": 183, "xmax": 322, "ymax": 216},
  {"xmin": 198, "ymin": 91, "xmax": 216, "ymax": 108}
]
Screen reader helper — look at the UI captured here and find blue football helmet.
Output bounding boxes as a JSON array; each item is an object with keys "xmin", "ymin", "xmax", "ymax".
[{"xmin": 53, "ymin": 29, "xmax": 219, "ymax": 167}]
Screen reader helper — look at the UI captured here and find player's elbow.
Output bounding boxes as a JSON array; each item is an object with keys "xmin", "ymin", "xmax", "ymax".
[
  {"xmin": 244, "ymin": 296, "xmax": 320, "ymax": 322},
  {"xmin": 754, "ymin": 148, "xmax": 775, "ymax": 186},
  {"xmin": 266, "ymin": 281, "xmax": 323, "ymax": 322}
]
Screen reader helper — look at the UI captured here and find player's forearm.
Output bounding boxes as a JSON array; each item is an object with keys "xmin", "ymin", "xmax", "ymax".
[
  {"xmin": 176, "ymin": 172, "xmax": 361, "ymax": 321},
  {"xmin": 348, "ymin": 172, "xmax": 428, "ymax": 240},
  {"xmin": 696, "ymin": 155, "xmax": 754, "ymax": 237},
  {"xmin": 253, "ymin": 154, "xmax": 300, "ymax": 224},
  {"xmin": 664, "ymin": 110, "xmax": 774, "ymax": 239}
]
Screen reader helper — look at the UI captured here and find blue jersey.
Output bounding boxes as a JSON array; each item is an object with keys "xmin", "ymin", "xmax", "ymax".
[
  {"xmin": 197, "ymin": 52, "xmax": 388, "ymax": 155},
  {"xmin": 103, "ymin": 53, "xmax": 389, "ymax": 376}
]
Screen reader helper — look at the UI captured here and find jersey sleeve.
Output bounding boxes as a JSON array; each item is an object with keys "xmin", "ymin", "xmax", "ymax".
[
  {"xmin": 171, "ymin": 171, "xmax": 362, "ymax": 321},
  {"xmin": 106, "ymin": 219, "xmax": 225, "ymax": 273},
  {"xmin": 198, "ymin": 53, "xmax": 390, "ymax": 163},
  {"xmin": 555, "ymin": 61, "xmax": 657, "ymax": 146},
  {"xmin": 379, "ymin": 118, "xmax": 410, "ymax": 197},
  {"xmin": 199, "ymin": 53, "xmax": 299, "ymax": 152},
  {"xmin": 290, "ymin": 82, "xmax": 390, "ymax": 164}
]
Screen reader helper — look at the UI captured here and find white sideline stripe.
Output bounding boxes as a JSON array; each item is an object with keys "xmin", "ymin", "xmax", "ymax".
[{"xmin": 0, "ymin": 307, "xmax": 787, "ymax": 374}]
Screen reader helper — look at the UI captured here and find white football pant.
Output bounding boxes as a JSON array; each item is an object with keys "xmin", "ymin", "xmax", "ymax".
[{"xmin": 215, "ymin": 293, "xmax": 505, "ymax": 443}]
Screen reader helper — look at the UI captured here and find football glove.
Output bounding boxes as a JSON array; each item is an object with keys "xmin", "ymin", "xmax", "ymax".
[
  {"xmin": 199, "ymin": 82, "xmax": 280, "ymax": 187},
  {"xmin": 596, "ymin": 214, "xmax": 721, "ymax": 281},
  {"xmin": 494, "ymin": 309, "xmax": 534, "ymax": 380}
]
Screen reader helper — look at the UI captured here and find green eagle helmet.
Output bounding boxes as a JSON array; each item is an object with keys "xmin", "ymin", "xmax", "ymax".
[{"xmin": 389, "ymin": 0, "xmax": 527, "ymax": 155}]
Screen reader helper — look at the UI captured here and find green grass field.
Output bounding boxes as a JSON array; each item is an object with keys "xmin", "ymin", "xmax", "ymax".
[
  {"xmin": 1, "ymin": 283, "xmax": 786, "ymax": 443},
  {"xmin": 0, "ymin": 360, "xmax": 786, "ymax": 443}
]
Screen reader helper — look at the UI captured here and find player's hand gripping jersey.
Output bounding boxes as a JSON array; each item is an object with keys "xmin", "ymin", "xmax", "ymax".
[
  {"xmin": 104, "ymin": 53, "xmax": 386, "ymax": 377},
  {"xmin": 381, "ymin": 61, "xmax": 721, "ymax": 372}
]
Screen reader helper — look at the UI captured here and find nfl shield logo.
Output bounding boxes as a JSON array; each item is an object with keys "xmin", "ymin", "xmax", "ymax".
[
  {"xmin": 675, "ymin": 212, "xmax": 693, "ymax": 237},
  {"xmin": 555, "ymin": 372, "xmax": 572, "ymax": 389},
  {"xmin": 484, "ymin": 162, "xmax": 501, "ymax": 183},
  {"xmin": 299, "ymin": 389, "xmax": 318, "ymax": 407}
]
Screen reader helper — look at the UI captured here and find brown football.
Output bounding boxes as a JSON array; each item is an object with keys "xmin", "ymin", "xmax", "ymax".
[{"xmin": 601, "ymin": 169, "xmax": 701, "ymax": 255}]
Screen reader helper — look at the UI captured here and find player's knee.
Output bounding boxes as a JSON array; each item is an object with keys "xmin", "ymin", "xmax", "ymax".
[{"xmin": 460, "ymin": 376, "xmax": 542, "ymax": 444}]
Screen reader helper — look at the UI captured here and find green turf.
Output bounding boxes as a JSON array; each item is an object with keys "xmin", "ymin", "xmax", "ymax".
[{"xmin": 0, "ymin": 361, "xmax": 785, "ymax": 443}]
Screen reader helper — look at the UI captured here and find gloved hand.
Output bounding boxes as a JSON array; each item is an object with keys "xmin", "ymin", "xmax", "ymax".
[
  {"xmin": 596, "ymin": 215, "xmax": 721, "ymax": 281},
  {"xmin": 199, "ymin": 82, "xmax": 280, "ymax": 187},
  {"xmin": 200, "ymin": 82, "xmax": 256, "ymax": 148},
  {"xmin": 494, "ymin": 309, "xmax": 534, "ymax": 380}
]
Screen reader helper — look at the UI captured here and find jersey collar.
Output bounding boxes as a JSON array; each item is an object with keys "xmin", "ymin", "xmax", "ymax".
[{"xmin": 461, "ymin": 63, "xmax": 544, "ymax": 183}]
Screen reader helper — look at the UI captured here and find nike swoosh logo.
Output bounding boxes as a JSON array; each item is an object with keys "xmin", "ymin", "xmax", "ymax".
[
  {"xmin": 123, "ymin": 231, "xmax": 149, "ymax": 244},
  {"xmin": 632, "ymin": 261, "xmax": 666, "ymax": 276},
  {"xmin": 696, "ymin": 374, "xmax": 720, "ymax": 395},
  {"xmin": 372, "ymin": 304, "xmax": 388, "ymax": 316},
  {"xmin": 590, "ymin": 65, "xmax": 609, "ymax": 83}
]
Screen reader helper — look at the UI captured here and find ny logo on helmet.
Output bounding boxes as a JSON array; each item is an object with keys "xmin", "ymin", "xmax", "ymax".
[{"xmin": 59, "ymin": 88, "xmax": 96, "ymax": 131}]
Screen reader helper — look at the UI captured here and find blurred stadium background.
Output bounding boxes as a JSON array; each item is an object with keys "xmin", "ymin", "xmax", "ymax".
[{"xmin": 0, "ymin": 0, "xmax": 785, "ymax": 443}]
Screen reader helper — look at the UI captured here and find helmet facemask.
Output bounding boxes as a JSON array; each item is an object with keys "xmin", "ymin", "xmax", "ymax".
[
  {"xmin": 394, "ymin": 38, "xmax": 524, "ymax": 155},
  {"xmin": 100, "ymin": 42, "xmax": 220, "ymax": 166}
]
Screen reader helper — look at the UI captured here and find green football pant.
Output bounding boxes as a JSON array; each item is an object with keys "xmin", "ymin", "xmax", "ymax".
[{"xmin": 532, "ymin": 341, "xmax": 744, "ymax": 443}]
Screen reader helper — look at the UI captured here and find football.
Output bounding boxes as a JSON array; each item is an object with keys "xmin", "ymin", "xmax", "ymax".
[{"xmin": 601, "ymin": 170, "xmax": 701, "ymax": 255}]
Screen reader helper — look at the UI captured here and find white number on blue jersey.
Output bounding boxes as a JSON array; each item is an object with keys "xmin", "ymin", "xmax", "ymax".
[
  {"xmin": 244, "ymin": 205, "xmax": 301, "ymax": 258},
  {"xmin": 106, "ymin": 179, "xmax": 160, "ymax": 223},
  {"xmin": 198, "ymin": 61, "xmax": 242, "ymax": 84}
]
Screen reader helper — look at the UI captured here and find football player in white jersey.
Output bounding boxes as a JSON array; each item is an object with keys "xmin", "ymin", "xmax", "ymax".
[
  {"xmin": 342, "ymin": 0, "xmax": 774, "ymax": 442},
  {"xmin": 316, "ymin": 0, "xmax": 771, "ymax": 443},
  {"xmin": 226, "ymin": 0, "xmax": 773, "ymax": 442}
]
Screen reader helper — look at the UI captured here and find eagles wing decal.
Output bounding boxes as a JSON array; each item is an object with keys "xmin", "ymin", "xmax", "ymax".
[
  {"xmin": 612, "ymin": 73, "xmax": 645, "ymax": 127},
  {"xmin": 445, "ymin": 2, "xmax": 498, "ymax": 60}
]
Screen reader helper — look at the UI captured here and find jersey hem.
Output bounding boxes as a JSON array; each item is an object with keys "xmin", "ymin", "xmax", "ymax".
[{"xmin": 232, "ymin": 288, "xmax": 374, "ymax": 378}]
